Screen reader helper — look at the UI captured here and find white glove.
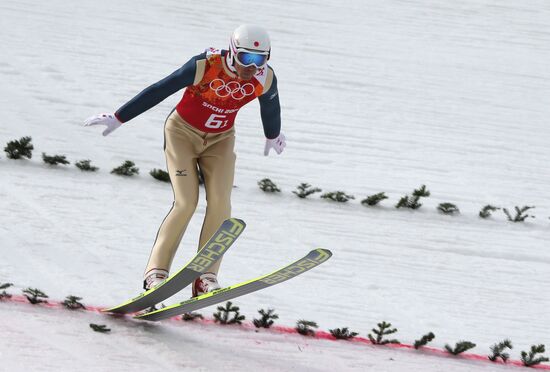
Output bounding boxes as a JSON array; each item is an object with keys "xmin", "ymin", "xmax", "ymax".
[
  {"xmin": 264, "ymin": 132, "xmax": 286, "ymax": 156},
  {"xmin": 84, "ymin": 113, "xmax": 122, "ymax": 136}
]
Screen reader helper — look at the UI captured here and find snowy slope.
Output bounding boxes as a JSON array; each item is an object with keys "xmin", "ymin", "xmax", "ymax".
[
  {"xmin": 1, "ymin": 0, "xmax": 550, "ymax": 371},
  {"xmin": 4, "ymin": 299, "xmax": 531, "ymax": 372}
]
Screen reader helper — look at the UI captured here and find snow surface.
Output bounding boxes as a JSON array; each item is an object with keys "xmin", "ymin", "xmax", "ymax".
[{"xmin": 1, "ymin": 0, "xmax": 549, "ymax": 371}]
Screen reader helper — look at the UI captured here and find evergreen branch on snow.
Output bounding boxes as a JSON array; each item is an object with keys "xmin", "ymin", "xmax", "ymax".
[
  {"xmin": 42, "ymin": 153, "xmax": 70, "ymax": 166},
  {"xmin": 253, "ymin": 308, "xmax": 279, "ymax": 328},
  {"xmin": 63, "ymin": 295, "xmax": 86, "ymax": 310},
  {"xmin": 258, "ymin": 178, "xmax": 281, "ymax": 193},
  {"xmin": 521, "ymin": 344, "xmax": 549, "ymax": 367},
  {"xmin": 4, "ymin": 136, "xmax": 34, "ymax": 159},
  {"xmin": 368, "ymin": 321, "xmax": 399, "ymax": 345},
  {"xmin": 111, "ymin": 160, "xmax": 139, "ymax": 176},
  {"xmin": 488, "ymin": 339, "xmax": 513, "ymax": 363},
  {"xmin": 42, "ymin": 152, "xmax": 71, "ymax": 165},
  {"xmin": 90, "ymin": 324, "xmax": 111, "ymax": 333},
  {"xmin": 213, "ymin": 301, "xmax": 245, "ymax": 325},
  {"xmin": 75, "ymin": 160, "xmax": 99, "ymax": 172},
  {"xmin": 361, "ymin": 192, "xmax": 388, "ymax": 206},
  {"xmin": 437, "ymin": 202, "xmax": 460, "ymax": 215},
  {"xmin": 395, "ymin": 185, "xmax": 430, "ymax": 209},
  {"xmin": 445, "ymin": 341, "xmax": 476, "ymax": 355},
  {"xmin": 321, "ymin": 191, "xmax": 355, "ymax": 202},
  {"xmin": 396, "ymin": 195, "xmax": 416, "ymax": 209},
  {"xmin": 414, "ymin": 332, "xmax": 435, "ymax": 349},
  {"xmin": 330, "ymin": 327, "xmax": 358, "ymax": 340},
  {"xmin": 503, "ymin": 206, "xmax": 535, "ymax": 222},
  {"xmin": 412, "ymin": 184, "xmax": 431, "ymax": 198},
  {"xmin": 296, "ymin": 320, "xmax": 318, "ymax": 336},
  {"xmin": 0, "ymin": 283, "xmax": 13, "ymax": 290},
  {"xmin": 22, "ymin": 288, "xmax": 49, "ymax": 304},
  {"xmin": 0, "ymin": 282, "xmax": 13, "ymax": 300},
  {"xmin": 150, "ymin": 168, "xmax": 170, "ymax": 182},
  {"xmin": 479, "ymin": 205, "xmax": 500, "ymax": 219},
  {"xmin": 181, "ymin": 312, "xmax": 204, "ymax": 321},
  {"xmin": 293, "ymin": 183, "xmax": 322, "ymax": 198}
]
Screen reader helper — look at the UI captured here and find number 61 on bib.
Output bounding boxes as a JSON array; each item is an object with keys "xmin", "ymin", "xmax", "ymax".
[{"xmin": 205, "ymin": 113, "xmax": 229, "ymax": 129}]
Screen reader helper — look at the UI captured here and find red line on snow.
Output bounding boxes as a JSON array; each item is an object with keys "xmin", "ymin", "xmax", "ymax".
[{"xmin": 3, "ymin": 295, "xmax": 549, "ymax": 370}]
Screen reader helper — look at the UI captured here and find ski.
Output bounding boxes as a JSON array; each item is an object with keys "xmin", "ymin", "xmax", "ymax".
[
  {"xmin": 103, "ymin": 218, "xmax": 246, "ymax": 314},
  {"xmin": 135, "ymin": 248, "xmax": 332, "ymax": 321}
]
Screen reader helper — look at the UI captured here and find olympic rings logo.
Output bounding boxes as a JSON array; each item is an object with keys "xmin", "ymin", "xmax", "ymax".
[{"xmin": 209, "ymin": 78, "xmax": 255, "ymax": 100}]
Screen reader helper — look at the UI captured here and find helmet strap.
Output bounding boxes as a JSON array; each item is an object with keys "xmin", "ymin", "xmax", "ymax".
[{"xmin": 226, "ymin": 49, "xmax": 237, "ymax": 73}]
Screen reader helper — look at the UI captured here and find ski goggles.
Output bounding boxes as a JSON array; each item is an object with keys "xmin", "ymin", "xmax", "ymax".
[{"xmin": 235, "ymin": 50, "xmax": 268, "ymax": 68}]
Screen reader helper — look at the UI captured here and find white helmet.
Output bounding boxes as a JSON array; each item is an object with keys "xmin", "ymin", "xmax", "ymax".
[{"xmin": 229, "ymin": 24, "xmax": 271, "ymax": 68}]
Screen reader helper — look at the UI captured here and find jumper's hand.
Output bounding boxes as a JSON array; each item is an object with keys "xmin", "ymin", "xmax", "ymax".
[
  {"xmin": 264, "ymin": 132, "xmax": 286, "ymax": 156},
  {"xmin": 84, "ymin": 113, "xmax": 122, "ymax": 136}
]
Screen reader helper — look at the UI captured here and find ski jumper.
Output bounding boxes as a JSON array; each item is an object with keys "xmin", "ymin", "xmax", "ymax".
[{"xmin": 114, "ymin": 48, "xmax": 281, "ymax": 281}]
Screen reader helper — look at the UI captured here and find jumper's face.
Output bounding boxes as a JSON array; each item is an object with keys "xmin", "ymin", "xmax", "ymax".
[
  {"xmin": 232, "ymin": 50, "xmax": 268, "ymax": 80},
  {"xmin": 234, "ymin": 63, "xmax": 257, "ymax": 80}
]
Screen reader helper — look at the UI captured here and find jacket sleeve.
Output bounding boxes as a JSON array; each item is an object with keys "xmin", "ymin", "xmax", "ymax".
[
  {"xmin": 258, "ymin": 67, "xmax": 281, "ymax": 139},
  {"xmin": 115, "ymin": 52, "xmax": 206, "ymax": 123}
]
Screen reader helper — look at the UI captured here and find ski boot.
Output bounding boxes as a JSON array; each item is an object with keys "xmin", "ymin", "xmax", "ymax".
[
  {"xmin": 138, "ymin": 269, "xmax": 168, "ymax": 315},
  {"xmin": 192, "ymin": 272, "xmax": 221, "ymax": 297}
]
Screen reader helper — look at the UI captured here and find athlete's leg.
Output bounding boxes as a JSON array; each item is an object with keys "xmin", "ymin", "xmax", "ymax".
[
  {"xmin": 196, "ymin": 131, "xmax": 236, "ymax": 275},
  {"xmin": 144, "ymin": 112, "xmax": 201, "ymax": 278}
]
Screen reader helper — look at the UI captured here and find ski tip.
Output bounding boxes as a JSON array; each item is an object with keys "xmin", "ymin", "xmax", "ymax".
[
  {"xmin": 312, "ymin": 248, "xmax": 333, "ymax": 262},
  {"xmin": 222, "ymin": 217, "xmax": 246, "ymax": 235},
  {"xmin": 228, "ymin": 217, "xmax": 246, "ymax": 227},
  {"xmin": 101, "ymin": 305, "xmax": 127, "ymax": 313}
]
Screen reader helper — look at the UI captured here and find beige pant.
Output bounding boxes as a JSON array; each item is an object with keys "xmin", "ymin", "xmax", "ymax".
[{"xmin": 145, "ymin": 110, "xmax": 236, "ymax": 278}]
